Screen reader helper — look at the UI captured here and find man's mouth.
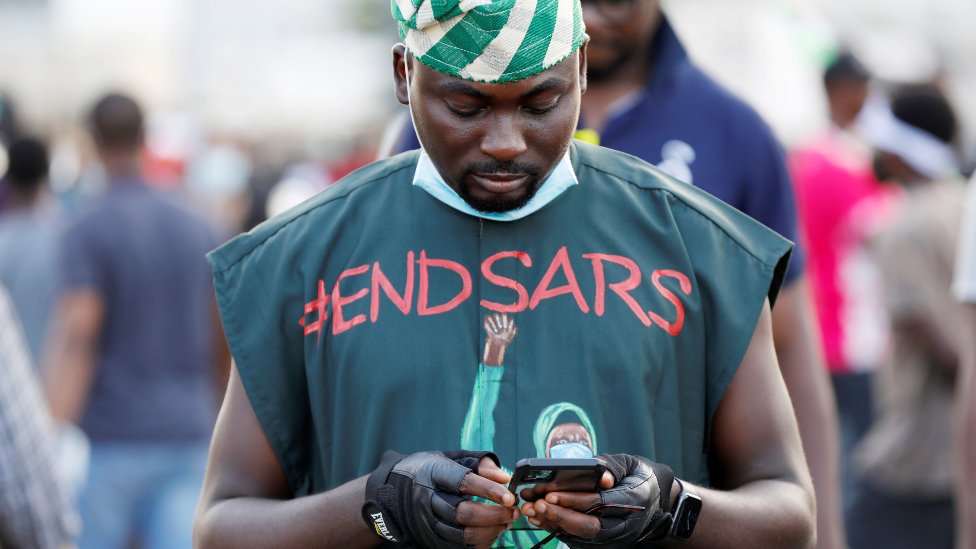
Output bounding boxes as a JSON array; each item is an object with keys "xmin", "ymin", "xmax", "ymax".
[{"xmin": 470, "ymin": 173, "xmax": 530, "ymax": 195}]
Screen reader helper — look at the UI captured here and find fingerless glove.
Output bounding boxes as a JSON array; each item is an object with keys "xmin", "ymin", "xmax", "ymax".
[
  {"xmin": 560, "ymin": 453, "xmax": 674, "ymax": 549},
  {"xmin": 362, "ymin": 450, "xmax": 499, "ymax": 548}
]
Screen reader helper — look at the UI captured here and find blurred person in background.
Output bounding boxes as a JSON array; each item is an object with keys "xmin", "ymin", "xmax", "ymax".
[
  {"xmin": 388, "ymin": 2, "xmax": 845, "ymax": 547},
  {"xmin": 0, "ymin": 138, "xmax": 62, "ymax": 367},
  {"xmin": 0, "ymin": 95, "xmax": 22, "ymax": 212},
  {"xmin": 43, "ymin": 93, "xmax": 230, "ymax": 549},
  {"xmin": 0, "ymin": 96, "xmax": 18, "ymax": 146},
  {"xmin": 789, "ymin": 53, "xmax": 896, "ymax": 511},
  {"xmin": 0, "ymin": 282, "xmax": 77, "ymax": 549},
  {"xmin": 849, "ymin": 86, "xmax": 968, "ymax": 549},
  {"xmin": 951, "ymin": 171, "xmax": 976, "ymax": 549}
]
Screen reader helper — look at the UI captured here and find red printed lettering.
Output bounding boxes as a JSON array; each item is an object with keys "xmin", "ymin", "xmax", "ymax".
[
  {"xmin": 529, "ymin": 247, "xmax": 590, "ymax": 313},
  {"xmin": 582, "ymin": 253, "xmax": 651, "ymax": 326},
  {"xmin": 299, "ymin": 279, "xmax": 330, "ymax": 346},
  {"xmin": 647, "ymin": 269, "xmax": 692, "ymax": 336},
  {"xmin": 332, "ymin": 265, "xmax": 370, "ymax": 335},
  {"xmin": 417, "ymin": 250, "xmax": 472, "ymax": 316},
  {"xmin": 480, "ymin": 251, "xmax": 532, "ymax": 313},
  {"xmin": 371, "ymin": 252, "xmax": 415, "ymax": 322}
]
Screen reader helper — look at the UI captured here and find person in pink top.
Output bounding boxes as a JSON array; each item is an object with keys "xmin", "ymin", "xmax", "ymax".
[{"xmin": 789, "ymin": 52, "xmax": 897, "ymax": 512}]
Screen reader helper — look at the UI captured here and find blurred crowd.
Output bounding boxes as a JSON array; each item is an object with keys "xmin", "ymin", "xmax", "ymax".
[{"xmin": 0, "ymin": 1, "xmax": 975, "ymax": 549}]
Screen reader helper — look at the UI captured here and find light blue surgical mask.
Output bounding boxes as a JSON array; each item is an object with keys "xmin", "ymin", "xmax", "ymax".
[
  {"xmin": 412, "ymin": 149, "xmax": 578, "ymax": 222},
  {"xmin": 548, "ymin": 442, "xmax": 593, "ymax": 459}
]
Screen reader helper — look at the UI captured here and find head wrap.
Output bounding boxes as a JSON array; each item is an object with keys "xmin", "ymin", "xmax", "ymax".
[
  {"xmin": 393, "ymin": 0, "xmax": 585, "ymax": 83},
  {"xmin": 858, "ymin": 95, "xmax": 958, "ymax": 180}
]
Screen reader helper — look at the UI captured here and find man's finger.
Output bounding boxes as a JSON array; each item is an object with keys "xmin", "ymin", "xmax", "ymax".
[
  {"xmin": 600, "ymin": 470, "xmax": 614, "ymax": 489},
  {"xmin": 463, "ymin": 524, "xmax": 511, "ymax": 546},
  {"xmin": 521, "ymin": 502, "xmax": 568, "ymax": 533},
  {"xmin": 455, "ymin": 500, "xmax": 519, "ymax": 527},
  {"xmin": 533, "ymin": 500, "xmax": 602, "ymax": 540},
  {"xmin": 542, "ymin": 491, "xmax": 603, "ymax": 512},
  {"xmin": 460, "ymin": 471, "xmax": 516, "ymax": 507},
  {"xmin": 526, "ymin": 515, "xmax": 560, "ymax": 532},
  {"xmin": 477, "ymin": 455, "xmax": 511, "ymax": 485}
]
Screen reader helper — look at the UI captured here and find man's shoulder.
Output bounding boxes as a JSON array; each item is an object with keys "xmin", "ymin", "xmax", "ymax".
[
  {"xmin": 674, "ymin": 60, "xmax": 768, "ymax": 124},
  {"xmin": 209, "ymin": 151, "xmax": 420, "ymax": 273},
  {"xmin": 575, "ymin": 142, "xmax": 767, "ymax": 229},
  {"xmin": 574, "ymin": 140, "xmax": 792, "ymax": 265}
]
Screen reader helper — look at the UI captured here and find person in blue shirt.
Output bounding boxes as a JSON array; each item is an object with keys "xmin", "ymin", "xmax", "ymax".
[
  {"xmin": 45, "ymin": 94, "xmax": 230, "ymax": 549},
  {"xmin": 387, "ymin": 2, "xmax": 845, "ymax": 548}
]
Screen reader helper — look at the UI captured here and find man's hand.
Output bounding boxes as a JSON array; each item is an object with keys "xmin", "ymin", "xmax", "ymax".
[
  {"xmin": 520, "ymin": 454, "xmax": 674, "ymax": 548},
  {"xmin": 456, "ymin": 456, "xmax": 519, "ymax": 548},
  {"xmin": 363, "ymin": 451, "xmax": 519, "ymax": 549},
  {"xmin": 483, "ymin": 313, "xmax": 517, "ymax": 367}
]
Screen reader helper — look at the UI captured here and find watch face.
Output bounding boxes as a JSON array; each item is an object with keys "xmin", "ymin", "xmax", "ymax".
[{"xmin": 673, "ymin": 496, "xmax": 703, "ymax": 540}]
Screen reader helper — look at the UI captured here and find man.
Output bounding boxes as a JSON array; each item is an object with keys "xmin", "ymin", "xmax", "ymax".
[
  {"xmin": 952, "ymin": 171, "xmax": 976, "ymax": 549},
  {"xmin": 788, "ymin": 53, "xmax": 893, "ymax": 511},
  {"xmin": 0, "ymin": 137, "xmax": 60, "ymax": 366},
  {"xmin": 195, "ymin": 2, "xmax": 814, "ymax": 548},
  {"xmin": 0, "ymin": 282, "xmax": 76, "ymax": 549},
  {"xmin": 849, "ymin": 87, "xmax": 967, "ymax": 549},
  {"xmin": 44, "ymin": 94, "xmax": 229, "ymax": 549},
  {"xmin": 388, "ymin": 4, "xmax": 843, "ymax": 547}
]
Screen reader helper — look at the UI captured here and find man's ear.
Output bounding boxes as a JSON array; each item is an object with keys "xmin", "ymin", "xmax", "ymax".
[
  {"xmin": 393, "ymin": 43, "xmax": 410, "ymax": 105},
  {"xmin": 578, "ymin": 40, "xmax": 589, "ymax": 94}
]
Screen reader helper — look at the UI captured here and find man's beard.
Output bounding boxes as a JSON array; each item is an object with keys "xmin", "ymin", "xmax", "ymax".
[{"xmin": 456, "ymin": 159, "xmax": 543, "ymax": 213}]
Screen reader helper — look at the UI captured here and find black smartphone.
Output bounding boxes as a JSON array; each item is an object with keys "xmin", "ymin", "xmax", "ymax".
[{"xmin": 508, "ymin": 458, "xmax": 607, "ymax": 504}]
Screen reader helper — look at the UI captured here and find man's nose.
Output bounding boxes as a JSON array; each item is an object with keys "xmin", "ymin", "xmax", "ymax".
[{"xmin": 479, "ymin": 113, "xmax": 528, "ymax": 162}]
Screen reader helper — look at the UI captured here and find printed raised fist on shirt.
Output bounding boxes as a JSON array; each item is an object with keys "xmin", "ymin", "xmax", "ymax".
[{"xmin": 483, "ymin": 313, "xmax": 517, "ymax": 367}]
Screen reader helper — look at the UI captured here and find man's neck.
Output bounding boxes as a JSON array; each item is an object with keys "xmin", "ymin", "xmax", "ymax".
[
  {"xmin": 829, "ymin": 110, "xmax": 856, "ymax": 132},
  {"xmin": 100, "ymin": 152, "xmax": 142, "ymax": 184}
]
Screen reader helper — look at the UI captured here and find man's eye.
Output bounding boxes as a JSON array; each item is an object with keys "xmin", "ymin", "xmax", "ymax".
[
  {"xmin": 446, "ymin": 104, "xmax": 482, "ymax": 117},
  {"xmin": 525, "ymin": 102, "xmax": 558, "ymax": 115}
]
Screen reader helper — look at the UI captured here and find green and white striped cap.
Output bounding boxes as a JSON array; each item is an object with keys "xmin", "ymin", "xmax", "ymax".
[{"xmin": 392, "ymin": 0, "xmax": 585, "ymax": 84}]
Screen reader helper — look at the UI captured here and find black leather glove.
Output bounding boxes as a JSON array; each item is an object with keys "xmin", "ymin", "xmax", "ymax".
[
  {"xmin": 362, "ymin": 450, "xmax": 500, "ymax": 548},
  {"xmin": 560, "ymin": 453, "xmax": 674, "ymax": 549}
]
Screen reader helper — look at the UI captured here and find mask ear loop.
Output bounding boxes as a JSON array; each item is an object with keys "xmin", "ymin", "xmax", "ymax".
[{"xmin": 404, "ymin": 52, "xmax": 425, "ymax": 152}]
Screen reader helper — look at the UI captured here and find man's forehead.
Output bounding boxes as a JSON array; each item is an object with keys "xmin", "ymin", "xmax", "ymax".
[{"xmin": 415, "ymin": 51, "xmax": 579, "ymax": 98}]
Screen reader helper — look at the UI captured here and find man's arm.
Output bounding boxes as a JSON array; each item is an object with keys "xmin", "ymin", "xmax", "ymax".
[
  {"xmin": 523, "ymin": 299, "xmax": 816, "ymax": 548},
  {"xmin": 956, "ymin": 304, "xmax": 976, "ymax": 549},
  {"xmin": 771, "ymin": 276, "xmax": 844, "ymax": 549},
  {"xmin": 210, "ymin": 296, "xmax": 232, "ymax": 408},
  {"xmin": 43, "ymin": 289, "xmax": 105, "ymax": 423},
  {"xmin": 194, "ymin": 364, "xmax": 519, "ymax": 549}
]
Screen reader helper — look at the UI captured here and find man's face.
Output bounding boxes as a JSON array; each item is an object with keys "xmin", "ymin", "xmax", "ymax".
[
  {"xmin": 394, "ymin": 45, "xmax": 587, "ymax": 213},
  {"xmin": 582, "ymin": 0, "xmax": 661, "ymax": 81},
  {"xmin": 826, "ymin": 78, "xmax": 869, "ymax": 128}
]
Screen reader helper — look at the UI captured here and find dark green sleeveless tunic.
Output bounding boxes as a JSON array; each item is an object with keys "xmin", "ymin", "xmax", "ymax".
[{"xmin": 208, "ymin": 141, "xmax": 791, "ymax": 546}]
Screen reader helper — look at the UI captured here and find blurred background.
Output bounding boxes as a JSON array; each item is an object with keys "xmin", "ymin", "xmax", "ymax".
[
  {"xmin": 1, "ymin": 0, "xmax": 975, "ymax": 548},
  {"xmin": 0, "ymin": 0, "xmax": 973, "ymax": 210}
]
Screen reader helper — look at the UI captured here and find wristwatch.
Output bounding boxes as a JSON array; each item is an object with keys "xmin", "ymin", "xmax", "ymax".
[{"xmin": 661, "ymin": 478, "xmax": 703, "ymax": 543}]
